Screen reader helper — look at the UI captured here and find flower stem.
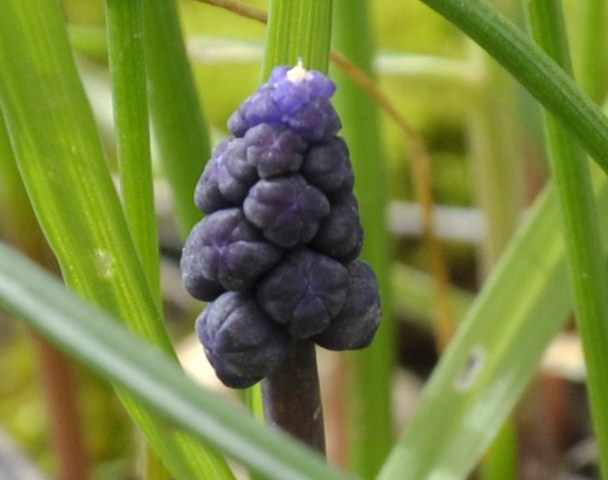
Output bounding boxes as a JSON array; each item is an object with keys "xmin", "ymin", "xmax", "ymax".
[
  {"xmin": 258, "ymin": 0, "xmax": 332, "ymax": 454},
  {"xmin": 261, "ymin": 341, "xmax": 325, "ymax": 453}
]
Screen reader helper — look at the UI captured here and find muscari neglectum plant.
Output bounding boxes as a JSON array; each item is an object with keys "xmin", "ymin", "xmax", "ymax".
[{"xmin": 2, "ymin": 0, "xmax": 608, "ymax": 480}]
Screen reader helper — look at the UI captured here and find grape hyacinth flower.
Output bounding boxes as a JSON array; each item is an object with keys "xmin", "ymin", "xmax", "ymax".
[{"xmin": 181, "ymin": 61, "xmax": 382, "ymax": 388}]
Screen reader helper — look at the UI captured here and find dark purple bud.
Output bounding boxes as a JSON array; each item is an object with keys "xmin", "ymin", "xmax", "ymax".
[
  {"xmin": 227, "ymin": 85, "xmax": 282, "ymax": 137},
  {"xmin": 284, "ymin": 97, "xmax": 341, "ymax": 143},
  {"xmin": 270, "ymin": 63, "xmax": 336, "ymax": 115},
  {"xmin": 243, "ymin": 175, "xmax": 330, "ymax": 248},
  {"xmin": 257, "ymin": 248, "xmax": 349, "ymax": 339},
  {"xmin": 301, "ymin": 136, "xmax": 354, "ymax": 200},
  {"xmin": 310, "ymin": 194, "xmax": 364, "ymax": 263},
  {"xmin": 313, "ymin": 260, "xmax": 382, "ymax": 351},
  {"xmin": 194, "ymin": 138, "xmax": 232, "ymax": 213},
  {"xmin": 187, "ymin": 209, "xmax": 282, "ymax": 291},
  {"xmin": 244, "ymin": 124, "xmax": 306, "ymax": 178},
  {"xmin": 196, "ymin": 291, "xmax": 292, "ymax": 388},
  {"xmin": 180, "ymin": 245, "xmax": 225, "ymax": 302},
  {"xmin": 227, "ymin": 64, "xmax": 340, "ymax": 141},
  {"xmin": 214, "ymin": 138, "xmax": 258, "ymax": 205}
]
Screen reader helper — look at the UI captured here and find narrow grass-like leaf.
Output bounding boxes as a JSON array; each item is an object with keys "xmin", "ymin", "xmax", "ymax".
[
  {"xmin": 262, "ymin": 0, "xmax": 332, "ymax": 77},
  {"xmin": 0, "ymin": 1, "xmax": 232, "ymax": 478},
  {"xmin": 331, "ymin": 0, "xmax": 395, "ymax": 476},
  {"xmin": 105, "ymin": 0, "xmax": 160, "ymax": 299},
  {"xmin": 419, "ymin": 0, "xmax": 608, "ymax": 176},
  {"xmin": 578, "ymin": 0, "xmax": 607, "ymax": 102},
  {"xmin": 143, "ymin": 0, "xmax": 210, "ymax": 235},
  {"xmin": 526, "ymin": 1, "xmax": 608, "ymax": 475},
  {"xmin": 0, "ymin": 241, "xmax": 356, "ymax": 480},
  {"xmin": 377, "ymin": 164, "xmax": 608, "ymax": 478}
]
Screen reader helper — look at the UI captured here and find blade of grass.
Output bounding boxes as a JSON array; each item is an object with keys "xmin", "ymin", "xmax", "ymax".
[
  {"xmin": 0, "ymin": 241, "xmax": 357, "ymax": 480},
  {"xmin": 578, "ymin": 0, "xmax": 607, "ymax": 102},
  {"xmin": 419, "ymin": 0, "xmax": 608, "ymax": 176},
  {"xmin": 331, "ymin": 1, "xmax": 395, "ymax": 476},
  {"xmin": 376, "ymin": 152, "xmax": 608, "ymax": 478},
  {"xmin": 261, "ymin": 0, "xmax": 332, "ymax": 78},
  {"xmin": 525, "ymin": 1, "xmax": 608, "ymax": 476},
  {"xmin": 105, "ymin": 0, "xmax": 160, "ymax": 301},
  {"xmin": 143, "ymin": 0, "xmax": 210, "ymax": 236},
  {"xmin": 104, "ymin": 4, "xmax": 176, "ymax": 477},
  {"xmin": 0, "ymin": 1, "xmax": 233, "ymax": 478}
]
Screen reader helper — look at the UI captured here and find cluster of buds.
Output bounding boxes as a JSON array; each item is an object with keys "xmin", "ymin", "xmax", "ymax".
[{"xmin": 181, "ymin": 63, "xmax": 382, "ymax": 388}]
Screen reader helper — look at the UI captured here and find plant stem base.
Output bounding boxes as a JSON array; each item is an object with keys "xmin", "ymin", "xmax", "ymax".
[{"xmin": 261, "ymin": 341, "xmax": 326, "ymax": 454}]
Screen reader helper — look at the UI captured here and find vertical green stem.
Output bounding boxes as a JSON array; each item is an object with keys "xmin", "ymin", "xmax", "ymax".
[
  {"xmin": 332, "ymin": 1, "xmax": 394, "ymax": 477},
  {"xmin": 143, "ymin": 0, "xmax": 210, "ymax": 236},
  {"xmin": 262, "ymin": 0, "xmax": 332, "ymax": 77},
  {"xmin": 106, "ymin": 0, "xmax": 160, "ymax": 304},
  {"xmin": 259, "ymin": 0, "xmax": 332, "ymax": 453},
  {"xmin": 578, "ymin": 0, "xmax": 607, "ymax": 102},
  {"xmin": 526, "ymin": 0, "xmax": 608, "ymax": 476}
]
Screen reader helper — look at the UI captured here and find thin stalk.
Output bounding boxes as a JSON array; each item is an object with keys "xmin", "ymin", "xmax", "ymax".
[
  {"xmin": 105, "ymin": 5, "xmax": 168, "ymax": 473},
  {"xmin": 261, "ymin": 0, "xmax": 332, "ymax": 78},
  {"xmin": 259, "ymin": 0, "xmax": 333, "ymax": 453},
  {"xmin": 105, "ymin": 0, "xmax": 160, "ymax": 302},
  {"xmin": 526, "ymin": 0, "xmax": 608, "ymax": 476},
  {"xmin": 143, "ymin": 0, "xmax": 210, "ymax": 235},
  {"xmin": 331, "ymin": 1, "xmax": 394, "ymax": 476},
  {"xmin": 578, "ymin": 0, "xmax": 607, "ymax": 102},
  {"xmin": 261, "ymin": 341, "xmax": 325, "ymax": 454}
]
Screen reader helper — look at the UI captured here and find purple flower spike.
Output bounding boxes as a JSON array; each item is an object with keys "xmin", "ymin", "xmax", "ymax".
[
  {"xmin": 313, "ymin": 260, "xmax": 382, "ymax": 351},
  {"xmin": 310, "ymin": 194, "xmax": 364, "ymax": 263},
  {"xmin": 182, "ymin": 62, "xmax": 381, "ymax": 388},
  {"xmin": 197, "ymin": 291, "xmax": 292, "ymax": 388},
  {"xmin": 244, "ymin": 124, "xmax": 307, "ymax": 178},
  {"xmin": 189, "ymin": 209, "xmax": 282, "ymax": 291},
  {"xmin": 257, "ymin": 248, "xmax": 349, "ymax": 339},
  {"xmin": 243, "ymin": 174, "xmax": 330, "ymax": 248}
]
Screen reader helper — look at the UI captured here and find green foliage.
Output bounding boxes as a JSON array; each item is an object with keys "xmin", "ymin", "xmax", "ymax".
[{"xmin": 1, "ymin": 1, "xmax": 608, "ymax": 479}]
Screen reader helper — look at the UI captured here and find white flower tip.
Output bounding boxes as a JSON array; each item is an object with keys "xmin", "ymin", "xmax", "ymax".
[{"xmin": 287, "ymin": 59, "xmax": 311, "ymax": 83}]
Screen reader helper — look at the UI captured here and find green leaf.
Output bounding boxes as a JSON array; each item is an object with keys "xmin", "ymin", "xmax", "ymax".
[
  {"xmin": 526, "ymin": 0, "xmax": 608, "ymax": 475},
  {"xmin": 262, "ymin": 0, "xmax": 333, "ymax": 77},
  {"xmin": 331, "ymin": 0, "xmax": 395, "ymax": 476},
  {"xmin": 0, "ymin": 241, "xmax": 356, "ymax": 480},
  {"xmin": 377, "ymin": 165, "xmax": 608, "ymax": 478},
  {"xmin": 0, "ymin": 1, "xmax": 232, "ymax": 478},
  {"xmin": 105, "ymin": 0, "xmax": 160, "ymax": 300},
  {"xmin": 144, "ymin": 0, "xmax": 210, "ymax": 236},
  {"xmin": 420, "ymin": 0, "xmax": 608, "ymax": 175}
]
